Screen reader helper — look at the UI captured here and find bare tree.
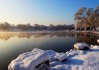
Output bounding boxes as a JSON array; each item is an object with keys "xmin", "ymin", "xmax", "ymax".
[{"xmin": 75, "ymin": 6, "xmax": 99, "ymax": 31}]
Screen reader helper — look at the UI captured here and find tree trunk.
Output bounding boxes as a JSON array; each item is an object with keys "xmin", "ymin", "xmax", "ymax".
[{"xmin": 93, "ymin": 27, "xmax": 98, "ymax": 32}]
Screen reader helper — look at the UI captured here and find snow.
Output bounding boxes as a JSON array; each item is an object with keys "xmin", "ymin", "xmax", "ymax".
[
  {"xmin": 97, "ymin": 39, "xmax": 99, "ymax": 43},
  {"xmin": 8, "ymin": 48, "xmax": 50, "ymax": 70},
  {"xmin": 91, "ymin": 45, "xmax": 99, "ymax": 49},
  {"xmin": 96, "ymin": 27, "xmax": 99, "ymax": 32},
  {"xmin": 54, "ymin": 53, "xmax": 67, "ymax": 62},
  {"xmin": 8, "ymin": 46, "xmax": 99, "ymax": 70},
  {"xmin": 74, "ymin": 43, "xmax": 90, "ymax": 50}
]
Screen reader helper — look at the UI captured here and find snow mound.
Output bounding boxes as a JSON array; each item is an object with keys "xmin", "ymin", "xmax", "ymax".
[
  {"xmin": 8, "ymin": 48, "xmax": 50, "ymax": 70},
  {"xmin": 97, "ymin": 39, "xmax": 99, "ymax": 43},
  {"xmin": 74, "ymin": 43, "xmax": 90, "ymax": 50},
  {"xmin": 90, "ymin": 45, "xmax": 99, "ymax": 49},
  {"xmin": 8, "ymin": 47, "xmax": 99, "ymax": 70},
  {"xmin": 54, "ymin": 53, "xmax": 67, "ymax": 62}
]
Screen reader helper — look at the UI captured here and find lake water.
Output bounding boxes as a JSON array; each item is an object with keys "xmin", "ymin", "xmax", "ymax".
[{"xmin": 0, "ymin": 32, "xmax": 99, "ymax": 70}]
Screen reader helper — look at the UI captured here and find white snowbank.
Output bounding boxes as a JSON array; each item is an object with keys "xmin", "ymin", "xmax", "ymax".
[
  {"xmin": 8, "ymin": 46, "xmax": 99, "ymax": 70},
  {"xmin": 91, "ymin": 45, "xmax": 99, "ymax": 49},
  {"xmin": 54, "ymin": 53, "xmax": 67, "ymax": 62},
  {"xmin": 8, "ymin": 48, "xmax": 50, "ymax": 70},
  {"xmin": 74, "ymin": 43, "xmax": 90, "ymax": 50}
]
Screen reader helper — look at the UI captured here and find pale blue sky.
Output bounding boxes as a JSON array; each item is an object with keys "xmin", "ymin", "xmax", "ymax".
[{"xmin": 0, "ymin": 0, "xmax": 98, "ymax": 25}]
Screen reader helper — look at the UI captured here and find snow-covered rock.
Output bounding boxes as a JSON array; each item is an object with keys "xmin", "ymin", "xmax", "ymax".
[
  {"xmin": 8, "ymin": 47, "xmax": 99, "ymax": 70},
  {"xmin": 51, "ymin": 48, "xmax": 99, "ymax": 70},
  {"xmin": 8, "ymin": 48, "xmax": 50, "ymax": 70},
  {"xmin": 54, "ymin": 53, "xmax": 67, "ymax": 62},
  {"xmin": 90, "ymin": 45, "xmax": 99, "ymax": 49},
  {"xmin": 74, "ymin": 43, "xmax": 90, "ymax": 50},
  {"xmin": 97, "ymin": 39, "xmax": 99, "ymax": 43},
  {"xmin": 50, "ymin": 61, "xmax": 62, "ymax": 67},
  {"xmin": 46, "ymin": 50, "xmax": 56, "ymax": 59}
]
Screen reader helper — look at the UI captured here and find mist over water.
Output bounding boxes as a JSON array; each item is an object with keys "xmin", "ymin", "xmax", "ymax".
[{"xmin": 0, "ymin": 32, "xmax": 99, "ymax": 70}]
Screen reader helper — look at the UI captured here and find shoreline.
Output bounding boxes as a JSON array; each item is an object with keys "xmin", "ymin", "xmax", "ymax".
[
  {"xmin": 0, "ymin": 30, "xmax": 98, "ymax": 34},
  {"xmin": 8, "ymin": 44, "xmax": 99, "ymax": 70}
]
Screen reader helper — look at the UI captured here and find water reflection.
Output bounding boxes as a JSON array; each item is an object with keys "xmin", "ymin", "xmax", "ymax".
[
  {"xmin": 76, "ymin": 33, "xmax": 99, "ymax": 45},
  {"xmin": 0, "ymin": 32, "xmax": 76, "ymax": 40},
  {"xmin": 0, "ymin": 32, "xmax": 98, "ymax": 70},
  {"xmin": 0, "ymin": 32, "xmax": 98, "ymax": 45}
]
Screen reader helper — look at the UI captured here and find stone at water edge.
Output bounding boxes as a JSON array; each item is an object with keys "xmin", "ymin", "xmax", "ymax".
[
  {"xmin": 74, "ymin": 42, "xmax": 90, "ymax": 50},
  {"xmin": 97, "ymin": 39, "xmax": 99, "ymax": 43},
  {"xmin": 54, "ymin": 53, "xmax": 67, "ymax": 62},
  {"xmin": 90, "ymin": 45, "xmax": 99, "ymax": 49},
  {"xmin": 8, "ymin": 48, "xmax": 50, "ymax": 70}
]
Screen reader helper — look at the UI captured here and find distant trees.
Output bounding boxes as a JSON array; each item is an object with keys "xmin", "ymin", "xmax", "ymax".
[
  {"xmin": 33, "ymin": 24, "xmax": 75, "ymax": 31},
  {"xmin": 49, "ymin": 24, "xmax": 55, "ymax": 30},
  {"xmin": 0, "ymin": 22, "xmax": 11, "ymax": 30},
  {"xmin": 16, "ymin": 23, "xmax": 33, "ymax": 31},
  {"xmin": 0, "ymin": 22, "xmax": 75, "ymax": 31},
  {"xmin": 34, "ymin": 24, "xmax": 47, "ymax": 30},
  {"xmin": 48, "ymin": 24, "xmax": 74, "ymax": 31},
  {"xmin": 75, "ymin": 6, "xmax": 99, "ymax": 31}
]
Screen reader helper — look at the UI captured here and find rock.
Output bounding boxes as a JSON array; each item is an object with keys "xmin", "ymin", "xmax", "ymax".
[
  {"xmin": 54, "ymin": 53, "xmax": 67, "ymax": 62},
  {"xmin": 8, "ymin": 48, "xmax": 50, "ymax": 70},
  {"xmin": 97, "ymin": 39, "xmax": 99, "ymax": 43},
  {"xmin": 74, "ymin": 43, "xmax": 90, "ymax": 50},
  {"xmin": 90, "ymin": 45, "xmax": 99, "ymax": 49},
  {"xmin": 8, "ymin": 47, "xmax": 99, "ymax": 70}
]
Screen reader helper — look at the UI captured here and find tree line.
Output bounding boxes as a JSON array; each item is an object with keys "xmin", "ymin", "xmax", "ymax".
[
  {"xmin": 2, "ymin": 6, "xmax": 98, "ymax": 32},
  {"xmin": 75, "ymin": 6, "xmax": 99, "ymax": 31},
  {"xmin": 0, "ymin": 22, "xmax": 75, "ymax": 31}
]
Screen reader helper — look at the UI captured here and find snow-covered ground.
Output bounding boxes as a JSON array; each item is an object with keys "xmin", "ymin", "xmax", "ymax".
[{"xmin": 8, "ymin": 45, "xmax": 99, "ymax": 70}]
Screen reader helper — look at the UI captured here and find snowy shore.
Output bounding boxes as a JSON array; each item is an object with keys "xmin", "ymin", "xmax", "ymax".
[{"xmin": 8, "ymin": 44, "xmax": 99, "ymax": 70}]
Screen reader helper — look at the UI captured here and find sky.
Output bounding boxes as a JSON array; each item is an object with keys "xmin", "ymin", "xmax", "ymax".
[{"xmin": 0, "ymin": 0, "xmax": 98, "ymax": 25}]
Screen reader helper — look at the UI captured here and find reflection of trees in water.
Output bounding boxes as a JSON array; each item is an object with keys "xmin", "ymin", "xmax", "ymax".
[
  {"xmin": 0, "ymin": 33, "xmax": 32, "ymax": 40},
  {"xmin": 0, "ymin": 32, "xmax": 75, "ymax": 40},
  {"xmin": 49, "ymin": 32, "xmax": 75, "ymax": 38},
  {"xmin": 0, "ymin": 32, "xmax": 98, "ymax": 45},
  {"xmin": 33, "ymin": 33, "xmax": 48, "ymax": 38},
  {"xmin": 76, "ymin": 33, "xmax": 99, "ymax": 45},
  {"xmin": 17, "ymin": 33, "xmax": 33, "ymax": 38},
  {"xmin": 0, "ymin": 33, "xmax": 14, "ymax": 40},
  {"xmin": 33, "ymin": 32, "xmax": 75, "ymax": 38},
  {"xmin": 19, "ymin": 32, "xmax": 75, "ymax": 38}
]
